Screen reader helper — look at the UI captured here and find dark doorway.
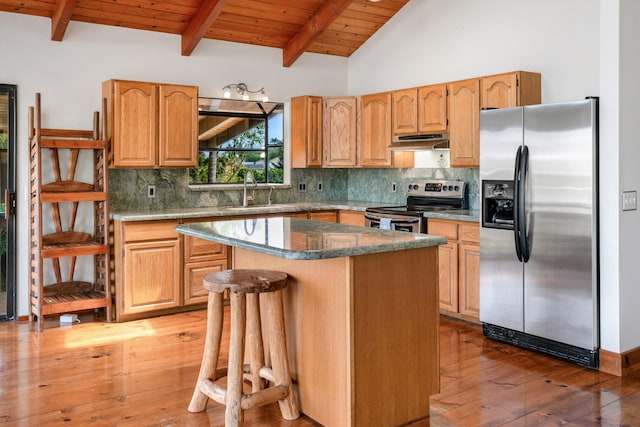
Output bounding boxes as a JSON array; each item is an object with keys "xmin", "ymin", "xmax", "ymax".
[{"xmin": 0, "ymin": 84, "xmax": 17, "ymax": 320}]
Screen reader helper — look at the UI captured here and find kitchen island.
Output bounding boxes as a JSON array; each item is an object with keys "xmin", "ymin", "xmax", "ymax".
[{"xmin": 176, "ymin": 217, "xmax": 446, "ymax": 427}]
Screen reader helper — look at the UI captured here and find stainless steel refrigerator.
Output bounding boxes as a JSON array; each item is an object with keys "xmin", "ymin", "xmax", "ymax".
[{"xmin": 479, "ymin": 98, "xmax": 599, "ymax": 368}]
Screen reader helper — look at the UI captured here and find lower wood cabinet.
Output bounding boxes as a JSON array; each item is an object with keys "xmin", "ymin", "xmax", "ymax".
[
  {"xmin": 114, "ymin": 220, "xmax": 182, "ymax": 320},
  {"xmin": 428, "ymin": 219, "xmax": 480, "ymax": 322},
  {"xmin": 309, "ymin": 210, "xmax": 338, "ymax": 223},
  {"xmin": 338, "ymin": 209, "xmax": 365, "ymax": 226},
  {"xmin": 112, "ymin": 209, "xmax": 342, "ymax": 320},
  {"xmin": 183, "ymin": 217, "xmax": 231, "ymax": 306}
]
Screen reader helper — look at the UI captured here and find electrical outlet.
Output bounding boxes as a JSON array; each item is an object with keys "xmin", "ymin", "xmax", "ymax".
[
  {"xmin": 317, "ymin": 182, "xmax": 323, "ymax": 192},
  {"xmin": 297, "ymin": 182, "xmax": 307, "ymax": 193},
  {"xmin": 147, "ymin": 185, "xmax": 156, "ymax": 198},
  {"xmin": 622, "ymin": 191, "xmax": 637, "ymax": 211},
  {"xmin": 391, "ymin": 182, "xmax": 397, "ymax": 193}
]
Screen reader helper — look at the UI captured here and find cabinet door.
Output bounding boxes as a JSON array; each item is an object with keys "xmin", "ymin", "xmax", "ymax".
[
  {"xmin": 417, "ymin": 84, "xmax": 448, "ymax": 133},
  {"xmin": 438, "ymin": 242, "xmax": 459, "ymax": 313},
  {"xmin": 392, "ymin": 88, "xmax": 417, "ymax": 135},
  {"xmin": 291, "ymin": 96, "xmax": 323, "ymax": 168},
  {"xmin": 481, "ymin": 73, "xmax": 518, "ymax": 109},
  {"xmin": 184, "ymin": 259, "xmax": 227, "ymax": 305},
  {"xmin": 112, "ymin": 81, "xmax": 158, "ymax": 168},
  {"xmin": 324, "ymin": 97, "xmax": 358, "ymax": 167},
  {"xmin": 158, "ymin": 84, "xmax": 198, "ymax": 167},
  {"xmin": 448, "ymin": 79, "xmax": 480, "ymax": 168},
  {"xmin": 361, "ymin": 93, "xmax": 392, "ymax": 167},
  {"xmin": 122, "ymin": 239, "xmax": 181, "ymax": 314},
  {"xmin": 459, "ymin": 242, "xmax": 480, "ymax": 319}
]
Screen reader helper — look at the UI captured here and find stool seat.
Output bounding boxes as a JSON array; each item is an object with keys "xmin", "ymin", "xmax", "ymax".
[
  {"xmin": 203, "ymin": 269, "xmax": 288, "ymax": 294},
  {"xmin": 189, "ymin": 269, "xmax": 299, "ymax": 426}
]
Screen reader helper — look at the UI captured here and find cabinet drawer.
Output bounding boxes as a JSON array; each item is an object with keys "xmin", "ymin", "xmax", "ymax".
[
  {"xmin": 309, "ymin": 210, "xmax": 338, "ymax": 223},
  {"xmin": 123, "ymin": 220, "xmax": 179, "ymax": 242},
  {"xmin": 184, "ymin": 234, "xmax": 228, "ymax": 262},
  {"xmin": 184, "ymin": 260, "xmax": 228, "ymax": 305},
  {"xmin": 459, "ymin": 222, "xmax": 480, "ymax": 244},
  {"xmin": 428, "ymin": 219, "xmax": 458, "ymax": 240}
]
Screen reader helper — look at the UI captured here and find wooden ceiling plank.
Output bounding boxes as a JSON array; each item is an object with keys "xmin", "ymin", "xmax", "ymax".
[
  {"xmin": 181, "ymin": 0, "xmax": 230, "ymax": 56},
  {"xmin": 282, "ymin": 0, "xmax": 355, "ymax": 67},
  {"xmin": 74, "ymin": 1, "xmax": 192, "ymax": 26},
  {"xmin": 51, "ymin": 0, "xmax": 75, "ymax": 41}
]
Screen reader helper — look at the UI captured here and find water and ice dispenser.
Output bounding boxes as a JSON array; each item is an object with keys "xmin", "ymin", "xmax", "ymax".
[{"xmin": 482, "ymin": 180, "xmax": 515, "ymax": 229}]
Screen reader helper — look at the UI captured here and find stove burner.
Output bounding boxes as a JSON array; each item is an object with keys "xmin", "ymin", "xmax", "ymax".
[{"xmin": 364, "ymin": 180, "xmax": 467, "ymax": 233}]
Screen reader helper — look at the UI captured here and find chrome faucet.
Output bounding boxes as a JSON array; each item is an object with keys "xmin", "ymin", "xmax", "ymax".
[
  {"xmin": 243, "ymin": 170, "xmax": 257, "ymax": 207},
  {"xmin": 268, "ymin": 186, "xmax": 274, "ymax": 205}
]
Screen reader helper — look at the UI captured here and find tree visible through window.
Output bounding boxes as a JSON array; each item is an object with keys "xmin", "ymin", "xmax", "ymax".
[{"xmin": 190, "ymin": 100, "xmax": 284, "ymax": 185}]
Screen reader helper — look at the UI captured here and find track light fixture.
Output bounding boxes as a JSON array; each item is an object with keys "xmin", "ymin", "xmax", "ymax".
[{"xmin": 222, "ymin": 83, "xmax": 269, "ymax": 102}]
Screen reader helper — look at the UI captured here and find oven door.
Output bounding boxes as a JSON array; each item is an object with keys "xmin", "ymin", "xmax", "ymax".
[{"xmin": 364, "ymin": 211, "xmax": 423, "ymax": 233}]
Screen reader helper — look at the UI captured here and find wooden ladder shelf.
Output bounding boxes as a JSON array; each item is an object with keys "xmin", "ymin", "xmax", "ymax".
[{"xmin": 29, "ymin": 93, "xmax": 111, "ymax": 331}]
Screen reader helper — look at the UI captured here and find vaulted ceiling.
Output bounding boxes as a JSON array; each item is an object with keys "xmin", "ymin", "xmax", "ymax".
[{"xmin": 0, "ymin": 0, "xmax": 410, "ymax": 67}]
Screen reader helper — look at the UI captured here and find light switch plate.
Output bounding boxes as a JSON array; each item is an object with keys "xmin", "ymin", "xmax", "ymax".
[{"xmin": 622, "ymin": 191, "xmax": 637, "ymax": 211}]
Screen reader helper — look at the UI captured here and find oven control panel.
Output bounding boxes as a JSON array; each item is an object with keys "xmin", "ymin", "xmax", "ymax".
[{"xmin": 406, "ymin": 180, "xmax": 466, "ymax": 198}]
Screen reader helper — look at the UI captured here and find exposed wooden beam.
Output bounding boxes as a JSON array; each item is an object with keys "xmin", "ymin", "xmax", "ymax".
[
  {"xmin": 282, "ymin": 0, "xmax": 354, "ymax": 67},
  {"xmin": 181, "ymin": 0, "xmax": 229, "ymax": 56},
  {"xmin": 51, "ymin": 0, "xmax": 76, "ymax": 41}
]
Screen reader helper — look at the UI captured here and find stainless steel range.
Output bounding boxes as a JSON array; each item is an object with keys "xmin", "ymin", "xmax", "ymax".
[{"xmin": 365, "ymin": 179, "xmax": 467, "ymax": 233}]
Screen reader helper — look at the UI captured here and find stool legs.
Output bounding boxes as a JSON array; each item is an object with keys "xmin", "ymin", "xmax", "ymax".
[
  {"xmin": 188, "ymin": 291, "xmax": 225, "ymax": 413},
  {"xmin": 189, "ymin": 271, "xmax": 299, "ymax": 425},
  {"xmin": 246, "ymin": 293, "xmax": 265, "ymax": 393},
  {"xmin": 226, "ymin": 291, "xmax": 246, "ymax": 426},
  {"xmin": 266, "ymin": 290, "xmax": 300, "ymax": 420}
]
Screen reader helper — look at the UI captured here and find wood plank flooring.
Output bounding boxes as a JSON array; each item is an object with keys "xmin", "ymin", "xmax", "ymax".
[{"xmin": 1, "ymin": 311, "xmax": 639, "ymax": 426}]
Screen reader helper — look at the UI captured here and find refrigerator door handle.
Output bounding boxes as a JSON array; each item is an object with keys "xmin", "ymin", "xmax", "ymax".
[
  {"xmin": 514, "ymin": 146, "xmax": 523, "ymax": 262},
  {"xmin": 518, "ymin": 145, "xmax": 531, "ymax": 262}
]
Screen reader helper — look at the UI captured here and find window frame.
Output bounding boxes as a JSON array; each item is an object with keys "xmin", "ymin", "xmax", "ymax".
[{"xmin": 190, "ymin": 99, "xmax": 286, "ymax": 188}]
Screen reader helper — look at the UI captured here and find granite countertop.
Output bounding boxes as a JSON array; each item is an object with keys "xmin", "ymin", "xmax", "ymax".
[
  {"xmin": 110, "ymin": 201, "xmax": 479, "ymax": 223},
  {"xmin": 176, "ymin": 217, "xmax": 447, "ymax": 260}
]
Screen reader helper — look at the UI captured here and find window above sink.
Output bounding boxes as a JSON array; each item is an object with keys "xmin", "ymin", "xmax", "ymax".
[{"xmin": 190, "ymin": 98, "xmax": 285, "ymax": 187}]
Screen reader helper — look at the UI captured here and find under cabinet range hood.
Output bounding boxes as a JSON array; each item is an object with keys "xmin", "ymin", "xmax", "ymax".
[{"xmin": 388, "ymin": 133, "xmax": 450, "ymax": 151}]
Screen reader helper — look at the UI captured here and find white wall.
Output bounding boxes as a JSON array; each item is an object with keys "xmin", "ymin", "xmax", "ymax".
[
  {"xmin": 348, "ymin": 0, "xmax": 600, "ymax": 102},
  {"xmin": 599, "ymin": 0, "xmax": 622, "ymax": 354},
  {"xmin": 347, "ymin": 0, "xmax": 640, "ymax": 355},
  {"xmin": 617, "ymin": 0, "xmax": 640, "ymax": 352},
  {"xmin": 0, "ymin": 12, "xmax": 348, "ymax": 317}
]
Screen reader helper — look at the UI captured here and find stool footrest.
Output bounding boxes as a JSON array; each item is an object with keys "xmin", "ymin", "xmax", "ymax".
[
  {"xmin": 259, "ymin": 366, "xmax": 276, "ymax": 383},
  {"xmin": 242, "ymin": 385, "xmax": 289, "ymax": 411},
  {"xmin": 201, "ymin": 379, "xmax": 227, "ymax": 405}
]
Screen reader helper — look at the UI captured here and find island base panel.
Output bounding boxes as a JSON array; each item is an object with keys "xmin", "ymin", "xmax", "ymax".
[{"xmin": 233, "ymin": 246, "xmax": 439, "ymax": 427}]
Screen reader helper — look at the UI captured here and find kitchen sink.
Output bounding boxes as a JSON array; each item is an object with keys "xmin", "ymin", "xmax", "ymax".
[{"xmin": 225, "ymin": 204, "xmax": 298, "ymax": 211}]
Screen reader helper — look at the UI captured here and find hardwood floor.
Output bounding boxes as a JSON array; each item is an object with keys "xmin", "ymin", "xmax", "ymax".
[{"xmin": 1, "ymin": 311, "xmax": 639, "ymax": 426}]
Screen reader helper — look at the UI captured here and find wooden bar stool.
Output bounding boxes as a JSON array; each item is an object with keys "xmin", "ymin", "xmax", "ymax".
[{"xmin": 188, "ymin": 269, "xmax": 299, "ymax": 426}]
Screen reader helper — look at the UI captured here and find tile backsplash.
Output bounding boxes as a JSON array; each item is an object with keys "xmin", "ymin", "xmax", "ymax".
[{"xmin": 109, "ymin": 167, "xmax": 479, "ymax": 211}]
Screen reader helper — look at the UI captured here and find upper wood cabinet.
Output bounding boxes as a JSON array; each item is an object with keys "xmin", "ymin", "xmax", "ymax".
[
  {"xmin": 361, "ymin": 92, "xmax": 413, "ymax": 168},
  {"xmin": 449, "ymin": 71, "xmax": 541, "ymax": 168},
  {"xmin": 391, "ymin": 88, "xmax": 417, "ymax": 135},
  {"xmin": 448, "ymin": 78, "xmax": 480, "ymax": 168},
  {"xmin": 103, "ymin": 79, "xmax": 198, "ymax": 168},
  {"xmin": 481, "ymin": 71, "xmax": 541, "ymax": 109},
  {"xmin": 291, "ymin": 95, "xmax": 323, "ymax": 168},
  {"xmin": 392, "ymin": 84, "xmax": 448, "ymax": 136},
  {"xmin": 417, "ymin": 84, "xmax": 448, "ymax": 133},
  {"xmin": 324, "ymin": 97, "xmax": 358, "ymax": 167}
]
